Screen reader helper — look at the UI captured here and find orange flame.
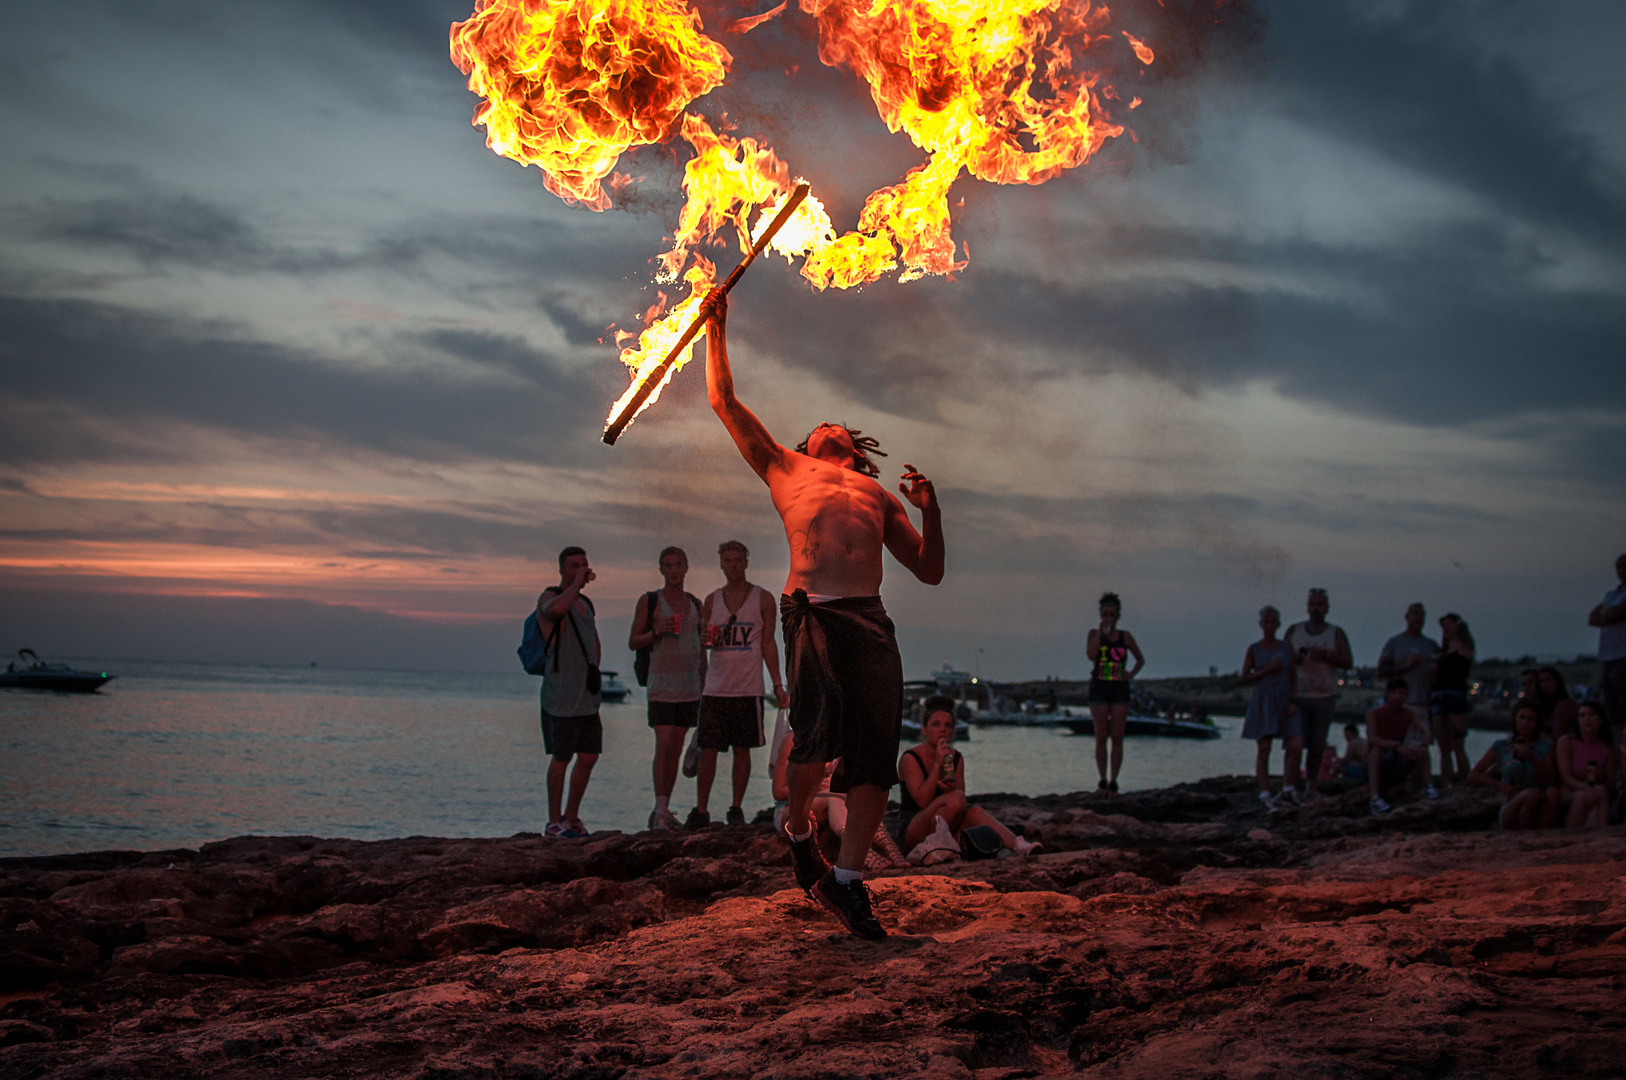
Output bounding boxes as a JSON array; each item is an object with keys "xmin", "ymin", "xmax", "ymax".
[
  {"xmin": 451, "ymin": 0, "xmax": 1152, "ymax": 432},
  {"xmin": 450, "ymin": 0, "xmax": 731, "ymax": 210},
  {"xmin": 1123, "ymin": 31, "xmax": 1155, "ymax": 66}
]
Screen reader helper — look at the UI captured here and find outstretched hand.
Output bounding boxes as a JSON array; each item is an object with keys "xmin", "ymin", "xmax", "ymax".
[{"xmin": 899, "ymin": 464, "xmax": 936, "ymax": 510}]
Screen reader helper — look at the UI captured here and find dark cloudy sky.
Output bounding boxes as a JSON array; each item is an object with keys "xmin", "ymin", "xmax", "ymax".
[{"xmin": 1, "ymin": 0, "xmax": 1622, "ymax": 678}]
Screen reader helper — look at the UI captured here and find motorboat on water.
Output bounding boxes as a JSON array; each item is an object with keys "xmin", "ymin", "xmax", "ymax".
[
  {"xmin": 0, "ymin": 649, "xmax": 116, "ymax": 692},
  {"xmin": 599, "ymin": 671, "xmax": 631, "ymax": 703},
  {"xmin": 1034, "ymin": 712, "xmax": 1221, "ymax": 740}
]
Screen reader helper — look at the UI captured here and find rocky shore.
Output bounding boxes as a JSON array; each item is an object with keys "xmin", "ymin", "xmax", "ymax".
[{"xmin": 3, "ymin": 777, "xmax": 1622, "ymax": 1078}]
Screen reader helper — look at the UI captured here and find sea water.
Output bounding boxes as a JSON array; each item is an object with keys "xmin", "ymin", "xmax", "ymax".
[{"xmin": 0, "ymin": 661, "xmax": 1505, "ymax": 857}]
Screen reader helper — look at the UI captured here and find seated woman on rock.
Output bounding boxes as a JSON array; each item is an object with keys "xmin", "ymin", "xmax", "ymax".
[
  {"xmin": 771, "ymin": 735, "xmax": 908, "ymax": 870},
  {"xmin": 1535, "ymin": 666, "xmax": 1579, "ymax": 739},
  {"xmin": 899, "ymin": 696, "xmax": 1039, "ymax": 857},
  {"xmin": 1556, "ymin": 700, "xmax": 1616, "ymax": 830},
  {"xmin": 1467, "ymin": 698, "xmax": 1560, "ymax": 830}
]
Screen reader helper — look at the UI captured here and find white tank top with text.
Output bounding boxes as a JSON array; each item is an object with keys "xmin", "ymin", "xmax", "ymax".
[{"xmin": 702, "ymin": 585, "xmax": 768, "ymax": 698}]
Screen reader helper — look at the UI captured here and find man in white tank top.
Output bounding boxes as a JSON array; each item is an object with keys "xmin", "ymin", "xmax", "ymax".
[
  {"xmin": 1283, "ymin": 587, "xmax": 1353, "ymax": 802},
  {"xmin": 696, "ymin": 541, "xmax": 788, "ymax": 827}
]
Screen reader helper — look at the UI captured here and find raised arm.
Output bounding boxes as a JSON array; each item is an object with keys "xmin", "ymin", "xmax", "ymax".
[
  {"xmin": 704, "ymin": 291, "xmax": 785, "ymax": 482},
  {"xmin": 538, "ymin": 563, "xmax": 593, "ymax": 627},
  {"xmin": 882, "ymin": 464, "xmax": 944, "ymax": 585}
]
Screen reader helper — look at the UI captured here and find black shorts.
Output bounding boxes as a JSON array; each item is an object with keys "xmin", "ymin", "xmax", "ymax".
[
  {"xmin": 1430, "ymin": 689, "xmax": 1470, "ymax": 717},
  {"xmin": 780, "ymin": 592, "xmax": 903, "ymax": 792},
  {"xmin": 1088, "ymin": 679, "xmax": 1131, "ymax": 706},
  {"xmin": 647, "ymin": 699, "xmax": 699, "ymax": 729},
  {"xmin": 541, "ymin": 710, "xmax": 603, "ymax": 759},
  {"xmin": 1377, "ymin": 748, "xmax": 1412, "ymax": 786},
  {"xmin": 697, "ymin": 695, "xmax": 765, "ymax": 750}
]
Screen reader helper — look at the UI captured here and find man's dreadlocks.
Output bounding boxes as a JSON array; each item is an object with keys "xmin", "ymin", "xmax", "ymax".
[{"xmin": 795, "ymin": 424, "xmax": 888, "ymax": 478}]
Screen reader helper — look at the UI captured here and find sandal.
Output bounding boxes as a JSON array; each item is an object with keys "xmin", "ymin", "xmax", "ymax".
[
  {"xmin": 1108, "ymin": 780, "xmax": 1119, "ymax": 794},
  {"xmin": 1097, "ymin": 779, "xmax": 1110, "ymax": 794}
]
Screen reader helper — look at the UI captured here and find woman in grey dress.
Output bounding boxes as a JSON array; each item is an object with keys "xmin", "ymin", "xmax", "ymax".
[{"xmin": 1241, "ymin": 605, "xmax": 1300, "ymax": 810}]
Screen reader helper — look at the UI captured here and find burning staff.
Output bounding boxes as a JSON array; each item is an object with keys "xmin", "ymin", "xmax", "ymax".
[{"xmin": 602, "ymin": 183, "xmax": 809, "ymax": 445}]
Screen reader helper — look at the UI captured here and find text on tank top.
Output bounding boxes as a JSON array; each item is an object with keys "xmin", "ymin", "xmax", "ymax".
[
  {"xmin": 1287, "ymin": 622, "xmax": 1340, "ymax": 698},
  {"xmin": 647, "ymin": 590, "xmax": 703, "ymax": 702},
  {"xmin": 1092, "ymin": 630, "xmax": 1129, "ymax": 681},
  {"xmin": 703, "ymin": 585, "xmax": 767, "ymax": 697}
]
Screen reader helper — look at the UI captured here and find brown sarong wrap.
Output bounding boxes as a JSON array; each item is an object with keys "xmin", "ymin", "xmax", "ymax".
[{"xmin": 779, "ymin": 590, "xmax": 904, "ymax": 792}]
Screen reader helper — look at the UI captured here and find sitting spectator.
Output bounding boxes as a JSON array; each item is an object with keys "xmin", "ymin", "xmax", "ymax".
[
  {"xmin": 899, "ymin": 697, "xmax": 1039, "ymax": 857},
  {"xmin": 1468, "ymin": 699, "xmax": 1560, "ymax": 830},
  {"xmin": 1535, "ymin": 666, "xmax": 1579, "ymax": 739},
  {"xmin": 771, "ymin": 736, "xmax": 907, "ymax": 870},
  {"xmin": 1557, "ymin": 700, "xmax": 1616, "ymax": 830},
  {"xmin": 1430, "ymin": 612, "xmax": 1475, "ymax": 785},
  {"xmin": 1340, "ymin": 722, "xmax": 1368, "ymax": 781},
  {"xmin": 1366, "ymin": 676, "xmax": 1438, "ymax": 815}
]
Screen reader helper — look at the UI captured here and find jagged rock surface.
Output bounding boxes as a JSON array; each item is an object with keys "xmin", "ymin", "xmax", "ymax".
[{"xmin": 2, "ymin": 777, "xmax": 1622, "ymax": 1078}]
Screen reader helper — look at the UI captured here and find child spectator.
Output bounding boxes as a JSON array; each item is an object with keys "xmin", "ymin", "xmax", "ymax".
[
  {"xmin": 1468, "ymin": 699, "xmax": 1560, "ymax": 829},
  {"xmin": 1557, "ymin": 700, "xmax": 1616, "ymax": 830},
  {"xmin": 1340, "ymin": 723, "xmax": 1368, "ymax": 781}
]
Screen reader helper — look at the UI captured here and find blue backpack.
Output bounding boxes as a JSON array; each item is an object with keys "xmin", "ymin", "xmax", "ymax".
[
  {"xmin": 517, "ymin": 612, "xmax": 553, "ymax": 675},
  {"xmin": 519, "ymin": 590, "xmax": 595, "ymax": 676}
]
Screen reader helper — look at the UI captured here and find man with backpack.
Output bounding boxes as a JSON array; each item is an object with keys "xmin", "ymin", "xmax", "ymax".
[
  {"xmin": 535, "ymin": 546, "xmax": 602, "ymax": 838},
  {"xmin": 627, "ymin": 546, "xmax": 705, "ymax": 829}
]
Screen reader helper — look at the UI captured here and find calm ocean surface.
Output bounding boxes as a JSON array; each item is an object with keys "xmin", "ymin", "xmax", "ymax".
[{"xmin": 0, "ymin": 661, "xmax": 1504, "ymax": 858}]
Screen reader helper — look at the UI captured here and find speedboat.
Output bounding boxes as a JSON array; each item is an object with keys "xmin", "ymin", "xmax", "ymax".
[
  {"xmin": 0, "ymin": 649, "xmax": 116, "ymax": 692},
  {"xmin": 599, "ymin": 670, "xmax": 630, "ymax": 703},
  {"xmin": 1035, "ymin": 712, "xmax": 1221, "ymax": 740}
]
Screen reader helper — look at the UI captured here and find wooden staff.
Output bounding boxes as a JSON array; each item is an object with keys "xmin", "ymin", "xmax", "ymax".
[{"xmin": 602, "ymin": 182, "xmax": 811, "ymax": 446}]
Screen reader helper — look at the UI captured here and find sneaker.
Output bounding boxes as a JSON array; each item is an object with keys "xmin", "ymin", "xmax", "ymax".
[
  {"xmin": 1424, "ymin": 784, "xmax": 1440, "ymax": 800},
  {"xmin": 783, "ymin": 820, "xmax": 829, "ymax": 894},
  {"xmin": 1370, "ymin": 796, "xmax": 1392, "ymax": 815},
  {"xmin": 686, "ymin": 807, "xmax": 711, "ymax": 830},
  {"xmin": 726, "ymin": 806, "xmax": 746, "ymax": 827},
  {"xmin": 1276, "ymin": 787, "xmax": 1303, "ymax": 808},
  {"xmin": 647, "ymin": 810, "xmax": 659, "ymax": 831},
  {"xmin": 656, "ymin": 809, "xmax": 681, "ymax": 830},
  {"xmin": 561, "ymin": 820, "xmax": 589, "ymax": 839},
  {"xmin": 810, "ymin": 869, "xmax": 887, "ymax": 940},
  {"xmin": 544, "ymin": 821, "xmax": 570, "ymax": 838},
  {"xmin": 1013, "ymin": 837, "xmax": 1042, "ymax": 858},
  {"xmin": 1257, "ymin": 790, "xmax": 1276, "ymax": 811}
]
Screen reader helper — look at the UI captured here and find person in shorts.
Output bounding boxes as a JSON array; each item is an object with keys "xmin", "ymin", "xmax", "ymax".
[
  {"xmin": 1284, "ymin": 587, "xmax": 1353, "ymax": 801},
  {"xmin": 1430, "ymin": 612, "xmax": 1475, "ymax": 785},
  {"xmin": 705, "ymin": 290, "xmax": 944, "ymax": 939},
  {"xmin": 695, "ymin": 540, "xmax": 787, "ymax": 827},
  {"xmin": 1365, "ymin": 676, "xmax": 1434, "ymax": 815},
  {"xmin": 627, "ymin": 546, "xmax": 704, "ymax": 830},
  {"xmin": 1086, "ymin": 592, "xmax": 1145, "ymax": 796},
  {"xmin": 536, "ymin": 546, "xmax": 603, "ymax": 839}
]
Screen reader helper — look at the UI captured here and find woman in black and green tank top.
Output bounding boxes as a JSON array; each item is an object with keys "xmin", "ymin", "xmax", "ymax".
[{"xmin": 1087, "ymin": 592, "xmax": 1145, "ymax": 796}]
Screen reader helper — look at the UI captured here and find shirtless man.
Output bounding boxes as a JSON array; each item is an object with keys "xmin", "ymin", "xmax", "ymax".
[{"xmin": 705, "ymin": 291, "xmax": 944, "ymax": 940}]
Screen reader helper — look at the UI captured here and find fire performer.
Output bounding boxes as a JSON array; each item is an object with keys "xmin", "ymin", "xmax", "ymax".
[{"xmin": 704, "ymin": 290, "xmax": 943, "ymax": 940}]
